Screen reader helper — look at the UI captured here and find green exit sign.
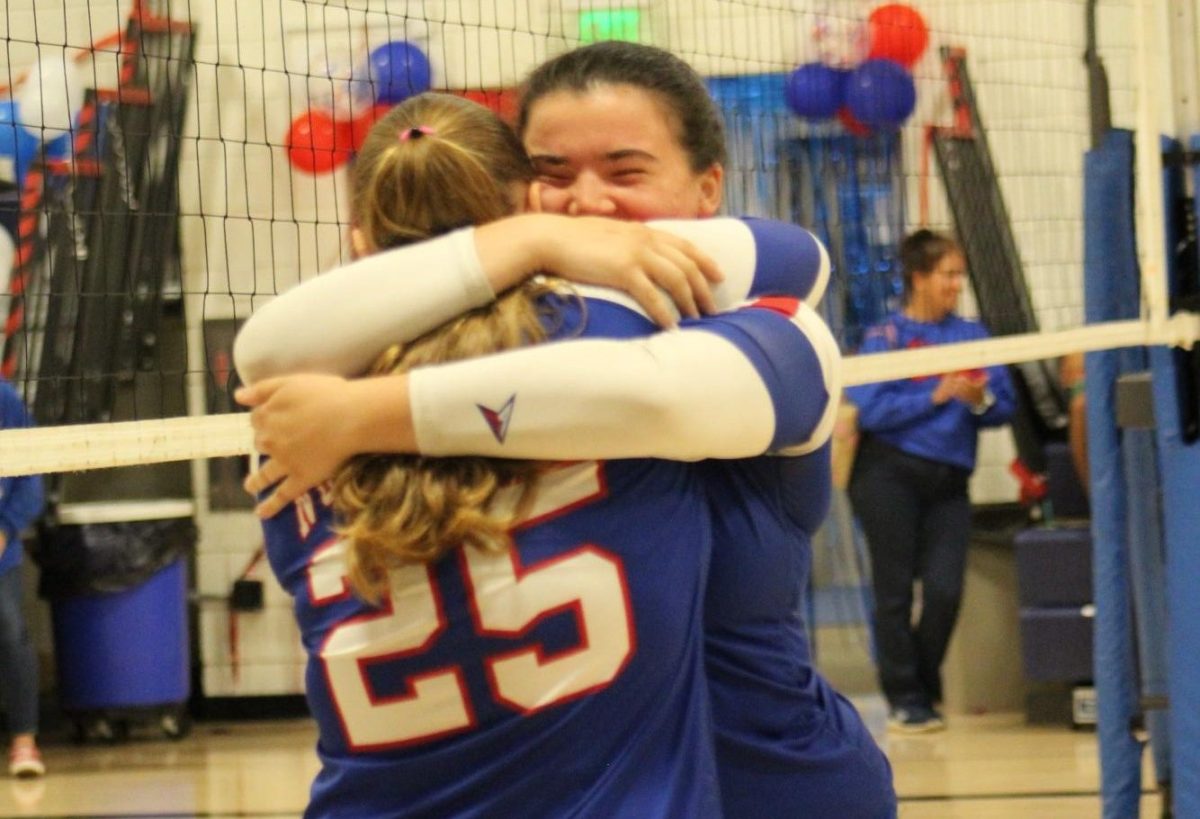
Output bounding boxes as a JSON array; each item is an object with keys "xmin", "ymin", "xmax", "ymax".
[{"xmin": 578, "ymin": 8, "xmax": 643, "ymax": 43}]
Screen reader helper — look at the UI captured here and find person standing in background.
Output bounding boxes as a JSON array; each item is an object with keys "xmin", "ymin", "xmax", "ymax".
[
  {"xmin": 847, "ymin": 229, "xmax": 1015, "ymax": 733},
  {"xmin": 0, "ymin": 377, "xmax": 45, "ymax": 776}
]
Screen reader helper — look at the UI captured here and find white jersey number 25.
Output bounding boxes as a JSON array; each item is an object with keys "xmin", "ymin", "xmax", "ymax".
[{"xmin": 307, "ymin": 462, "xmax": 633, "ymax": 750}]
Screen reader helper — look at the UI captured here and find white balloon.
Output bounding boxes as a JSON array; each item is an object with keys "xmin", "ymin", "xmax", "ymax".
[
  {"xmin": 307, "ymin": 47, "xmax": 373, "ymax": 122},
  {"xmin": 811, "ymin": 16, "xmax": 867, "ymax": 69},
  {"xmin": 16, "ymin": 53, "xmax": 86, "ymax": 139}
]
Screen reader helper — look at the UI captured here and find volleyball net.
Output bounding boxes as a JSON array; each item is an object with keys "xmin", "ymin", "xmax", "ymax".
[{"xmin": 0, "ymin": 0, "xmax": 1190, "ymax": 484}]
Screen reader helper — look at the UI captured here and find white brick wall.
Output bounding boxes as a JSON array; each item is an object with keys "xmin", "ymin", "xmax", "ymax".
[
  {"xmin": 193, "ymin": 511, "xmax": 305, "ymax": 696},
  {"xmin": 971, "ymin": 427, "xmax": 1019, "ymax": 503}
]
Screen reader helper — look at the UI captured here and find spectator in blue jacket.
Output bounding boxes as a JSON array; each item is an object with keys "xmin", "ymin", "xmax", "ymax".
[
  {"xmin": 846, "ymin": 229, "xmax": 1015, "ymax": 733},
  {"xmin": 0, "ymin": 379, "xmax": 45, "ymax": 777}
]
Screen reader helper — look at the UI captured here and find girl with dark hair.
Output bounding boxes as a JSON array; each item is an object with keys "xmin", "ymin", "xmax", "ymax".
[{"xmin": 847, "ymin": 229, "xmax": 1016, "ymax": 733}]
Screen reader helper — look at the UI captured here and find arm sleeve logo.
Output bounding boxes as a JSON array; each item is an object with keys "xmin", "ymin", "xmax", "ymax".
[{"xmin": 477, "ymin": 393, "xmax": 516, "ymax": 443}]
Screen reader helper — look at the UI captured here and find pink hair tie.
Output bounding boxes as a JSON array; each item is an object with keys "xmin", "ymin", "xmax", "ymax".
[{"xmin": 399, "ymin": 125, "xmax": 436, "ymax": 142}]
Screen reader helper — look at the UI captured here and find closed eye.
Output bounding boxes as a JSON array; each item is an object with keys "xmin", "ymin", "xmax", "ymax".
[
  {"xmin": 531, "ymin": 158, "xmax": 574, "ymax": 187},
  {"xmin": 535, "ymin": 172, "xmax": 573, "ymax": 187}
]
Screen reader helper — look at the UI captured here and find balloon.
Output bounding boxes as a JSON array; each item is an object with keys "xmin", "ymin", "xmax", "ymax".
[
  {"xmin": 15, "ymin": 54, "xmax": 86, "ymax": 140},
  {"xmin": 307, "ymin": 47, "xmax": 374, "ymax": 122},
  {"xmin": 350, "ymin": 103, "xmax": 393, "ymax": 152},
  {"xmin": 369, "ymin": 41, "xmax": 431, "ymax": 105},
  {"xmin": 0, "ymin": 100, "xmax": 39, "ymax": 190},
  {"xmin": 867, "ymin": 3, "xmax": 930, "ymax": 68},
  {"xmin": 785, "ymin": 63, "xmax": 848, "ymax": 119},
  {"xmin": 285, "ymin": 110, "xmax": 354, "ymax": 174},
  {"xmin": 844, "ymin": 59, "xmax": 916, "ymax": 128},
  {"xmin": 837, "ymin": 107, "xmax": 872, "ymax": 137},
  {"xmin": 812, "ymin": 16, "xmax": 867, "ymax": 69}
]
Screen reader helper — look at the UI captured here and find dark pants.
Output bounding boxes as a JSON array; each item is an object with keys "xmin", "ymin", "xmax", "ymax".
[
  {"xmin": 848, "ymin": 436, "xmax": 972, "ymax": 709},
  {"xmin": 0, "ymin": 566, "xmax": 38, "ymax": 735}
]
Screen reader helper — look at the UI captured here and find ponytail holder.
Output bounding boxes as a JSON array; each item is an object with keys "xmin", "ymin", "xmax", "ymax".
[{"xmin": 399, "ymin": 125, "xmax": 436, "ymax": 142}]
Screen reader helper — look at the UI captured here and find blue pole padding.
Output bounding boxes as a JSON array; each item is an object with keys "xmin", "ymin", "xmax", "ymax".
[
  {"xmin": 1139, "ymin": 130, "xmax": 1200, "ymax": 818},
  {"xmin": 1117, "ymin": 136, "xmax": 1188, "ymax": 793},
  {"xmin": 1083, "ymin": 129, "xmax": 1143, "ymax": 818},
  {"xmin": 1149, "ymin": 344, "xmax": 1200, "ymax": 818}
]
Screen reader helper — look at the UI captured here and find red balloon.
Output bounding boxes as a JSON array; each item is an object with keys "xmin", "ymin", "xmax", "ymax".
[
  {"xmin": 867, "ymin": 3, "xmax": 929, "ymax": 68},
  {"xmin": 350, "ymin": 103, "xmax": 394, "ymax": 152},
  {"xmin": 286, "ymin": 110, "xmax": 353, "ymax": 174},
  {"xmin": 838, "ymin": 107, "xmax": 872, "ymax": 137}
]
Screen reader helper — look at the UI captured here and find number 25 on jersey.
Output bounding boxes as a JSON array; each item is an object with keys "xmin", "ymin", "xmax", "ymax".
[{"xmin": 306, "ymin": 462, "xmax": 635, "ymax": 750}]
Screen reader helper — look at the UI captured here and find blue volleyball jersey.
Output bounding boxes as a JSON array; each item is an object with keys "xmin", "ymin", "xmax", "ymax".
[
  {"xmin": 262, "ymin": 456, "xmax": 719, "ymax": 819},
  {"xmin": 690, "ymin": 244, "xmax": 895, "ymax": 819},
  {"xmin": 700, "ymin": 450, "xmax": 895, "ymax": 818},
  {"xmin": 846, "ymin": 311, "xmax": 1016, "ymax": 471},
  {"xmin": 550, "ymin": 230, "xmax": 892, "ymax": 816},
  {"xmin": 245, "ymin": 215, "xmax": 882, "ymax": 816}
]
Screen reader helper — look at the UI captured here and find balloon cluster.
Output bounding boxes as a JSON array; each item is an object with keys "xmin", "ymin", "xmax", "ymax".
[
  {"xmin": 1, "ymin": 53, "xmax": 86, "ymax": 190},
  {"xmin": 786, "ymin": 3, "xmax": 927, "ymax": 135},
  {"xmin": 285, "ymin": 41, "xmax": 431, "ymax": 175}
]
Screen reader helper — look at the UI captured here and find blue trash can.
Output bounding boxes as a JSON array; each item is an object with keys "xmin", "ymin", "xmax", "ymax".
[
  {"xmin": 42, "ymin": 503, "xmax": 196, "ymax": 742},
  {"xmin": 52, "ymin": 558, "xmax": 189, "ymax": 711}
]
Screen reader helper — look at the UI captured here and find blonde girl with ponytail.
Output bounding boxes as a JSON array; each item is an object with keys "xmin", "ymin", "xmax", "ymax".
[{"xmin": 333, "ymin": 93, "xmax": 564, "ymax": 599}]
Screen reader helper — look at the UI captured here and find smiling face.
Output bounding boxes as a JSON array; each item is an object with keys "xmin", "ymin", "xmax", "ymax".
[
  {"xmin": 909, "ymin": 249, "xmax": 966, "ymax": 321},
  {"xmin": 521, "ymin": 84, "xmax": 723, "ymax": 221}
]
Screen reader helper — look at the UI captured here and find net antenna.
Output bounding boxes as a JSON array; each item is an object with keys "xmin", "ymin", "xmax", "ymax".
[{"xmin": 1085, "ymin": 0, "xmax": 1112, "ymax": 152}]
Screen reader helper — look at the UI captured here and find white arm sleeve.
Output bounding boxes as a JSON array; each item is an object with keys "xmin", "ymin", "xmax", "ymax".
[
  {"xmin": 232, "ymin": 228, "xmax": 491, "ymax": 385},
  {"xmin": 409, "ymin": 330, "xmax": 776, "ymax": 461},
  {"xmin": 231, "ymin": 218, "xmax": 800, "ymax": 386},
  {"xmin": 646, "ymin": 218, "xmax": 829, "ymax": 307},
  {"xmin": 649, "ymin": 218, "xmax": 759, "ymax": 308}
]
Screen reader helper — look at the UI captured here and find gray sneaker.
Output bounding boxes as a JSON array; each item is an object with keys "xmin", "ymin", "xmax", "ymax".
[{"xmin": 887, "ymin": 705, "xmax": 945, "ymax": 734}]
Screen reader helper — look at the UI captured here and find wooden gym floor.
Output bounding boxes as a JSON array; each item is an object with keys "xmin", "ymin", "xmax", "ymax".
[{"xmin": 0, "ymin": 698, "xmax": 1163, "ymax": 818}]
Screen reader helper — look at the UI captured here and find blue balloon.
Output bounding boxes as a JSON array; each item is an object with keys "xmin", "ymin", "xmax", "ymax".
[
  {"xmin": 785, "ymin": 63, "xmax": 847, "ymax": 120},
  {"xmin": 0, "ymin": 100, "xmax": 39, "ymax": 190},
  {"xmin": 369, "ymin": 41, "xmax": 432, "ymax": 105},
  {"xmin": 844, "ymin": 59, "xmax": 916, "ymax": 128}
]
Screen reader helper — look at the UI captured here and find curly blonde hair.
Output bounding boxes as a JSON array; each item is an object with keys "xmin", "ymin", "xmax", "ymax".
[{"xmin": 333, "ymin": 92, "xmax": 568, "ymax": 601}]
